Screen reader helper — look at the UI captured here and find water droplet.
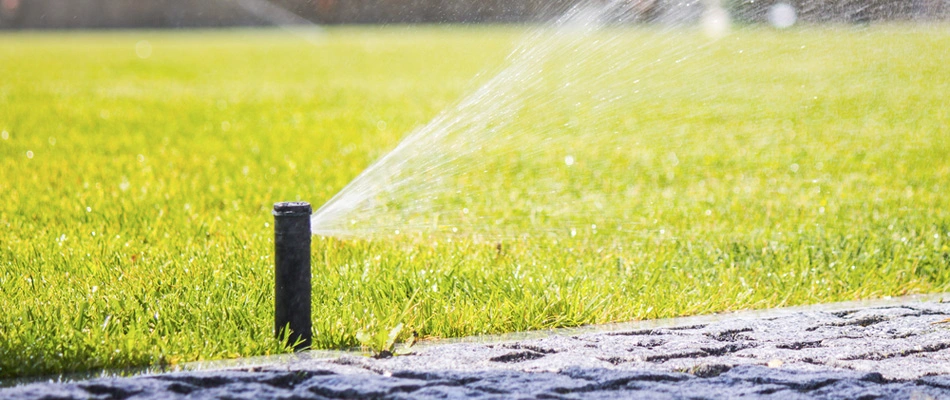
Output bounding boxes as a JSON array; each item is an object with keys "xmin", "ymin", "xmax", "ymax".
[
  {"xmin": 564, "ymin": 155, "xmax": 575, "ymax": 166},
  {"xmin": 667, "ymin": 152, "xmax": 679, "ymax": 167},
  {"xmin": 462, "ymin": 208, "xmax": 469, "ymax": 214},
  {"xmin": 1, "ymin": 130, "xmax": 7, "ymax": 140},
  {"xmin": 25, "ymin": 150, "xmax": 33, "ymax": 159},
  {"xmin": 135, "ymin": 40, "xmax": 152, "ymax": 59},
  {"xmin": 702, "ymin": 5, "xmax": 731, "ymax": 39},
  {"xmin": 48, "ymin": 137, "xmax": 56, "ymax": 146},
  {"xmin": 789, "ymin": 163, "xmax": 799, "ymax": 173},
  {"xmin": 86, "ymin": 207, "xmax": 92, "ymax": 213},
  {"xmin": 768, "ymin": 3, "xmax": 797, "ymax": 29}
]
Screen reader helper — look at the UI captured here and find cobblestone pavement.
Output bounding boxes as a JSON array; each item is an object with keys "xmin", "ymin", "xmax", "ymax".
[{"xmin": 5, "ymin": 294, "xmax": 950, "ymax": 399}]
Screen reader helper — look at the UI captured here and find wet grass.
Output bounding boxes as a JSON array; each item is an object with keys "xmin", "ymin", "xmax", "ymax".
[{"xmin": 1, "ymin": 25, "xmax": 950, "ymax": 379}]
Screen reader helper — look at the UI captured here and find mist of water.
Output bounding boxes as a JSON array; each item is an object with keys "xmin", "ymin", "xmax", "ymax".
[
  {"xmin": 307, "ymin": 0, "xmax": 946, "ymax": 241},
  {"xmin": 235, "ymin": 0, "xmax": 323, "ymax": 44},
  {"xmin": 309, "ymin": 0, "xmax": 736, "ymax": 239}
]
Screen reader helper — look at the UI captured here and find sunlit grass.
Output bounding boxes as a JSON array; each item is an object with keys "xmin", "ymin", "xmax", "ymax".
[{"xmin": 1, "ymin": 25, "xmax": 949, "ymax": 379}]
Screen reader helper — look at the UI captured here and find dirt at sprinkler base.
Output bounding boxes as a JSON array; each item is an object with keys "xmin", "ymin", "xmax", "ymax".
[{"xmin": 5, "ymin": 294, "xmax": 950, "ymax": 399}]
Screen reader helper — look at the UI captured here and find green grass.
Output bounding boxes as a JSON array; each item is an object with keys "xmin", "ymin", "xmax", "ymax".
[{"xmin": 1, "ymin": 25, "xmax": 950, "ymax": 379}]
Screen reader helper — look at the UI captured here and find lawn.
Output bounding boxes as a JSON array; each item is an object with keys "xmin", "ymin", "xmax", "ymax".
[{"xmin": 1, "ymin": 24, "xmax": 949, "ymax": 379}]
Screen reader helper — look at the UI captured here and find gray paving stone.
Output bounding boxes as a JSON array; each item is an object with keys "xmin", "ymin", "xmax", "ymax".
[
  {"xmin": 6, "ymin": 366, "xmax": 949, "ymax": 399},
  {"xmin": 4, "ymin": 295, "xmax": 950, "ymax": 399}
]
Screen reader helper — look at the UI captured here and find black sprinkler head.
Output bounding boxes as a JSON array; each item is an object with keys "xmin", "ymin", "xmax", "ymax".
[{"xmin": 273, "ymin": 201, "xmax": 312, "ymax": 351}]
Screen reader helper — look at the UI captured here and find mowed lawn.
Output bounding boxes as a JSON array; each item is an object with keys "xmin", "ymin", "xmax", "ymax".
[{"xmin": 1, "ymin": 25, "xmax": 950, "ymax": 379}]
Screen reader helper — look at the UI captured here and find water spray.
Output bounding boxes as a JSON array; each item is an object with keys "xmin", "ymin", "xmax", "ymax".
[
  {"xmin": 235, "ymin": 0, "xmax": 323, "ymax": 45},
  {"xmin": 273, "ymin": 201, "xmax": 312, "ymax": 351}
]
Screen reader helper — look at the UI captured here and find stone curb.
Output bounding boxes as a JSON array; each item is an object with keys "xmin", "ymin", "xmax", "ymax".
[{"xmin": 4, "ymin": 293, "xmax": 950, "ymax": 399}]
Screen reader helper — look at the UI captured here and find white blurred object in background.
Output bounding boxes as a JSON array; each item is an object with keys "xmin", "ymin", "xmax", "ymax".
[
  {"xmin": 702, "ymin": 0, "xmax": 731, "ymax": 39},
  {"xmin": 768, "ymin": 3, "xmax": 797, "ymax": 29}
]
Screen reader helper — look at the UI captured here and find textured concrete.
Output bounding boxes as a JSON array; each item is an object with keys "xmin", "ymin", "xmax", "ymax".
[
  {"xmin": 5, "ymin": 295, "xmax": 950, "ymax": 399},
  {"xmin": 5, "ymin": 365, "xmax": 950, "ymax": 399}
]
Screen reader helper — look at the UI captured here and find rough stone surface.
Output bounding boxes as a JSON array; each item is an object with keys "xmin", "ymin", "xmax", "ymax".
[{"xmin": 5, "ymin": 295, "xmax": 950, "ymax": 399}]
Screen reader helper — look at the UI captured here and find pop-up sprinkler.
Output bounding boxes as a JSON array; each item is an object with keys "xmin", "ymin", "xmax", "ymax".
[{"xmin": 273, "ymin": 201, "xmax": 312, "ymax": 351}]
